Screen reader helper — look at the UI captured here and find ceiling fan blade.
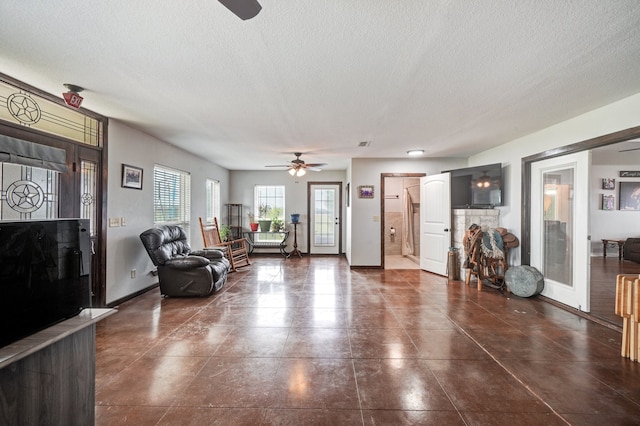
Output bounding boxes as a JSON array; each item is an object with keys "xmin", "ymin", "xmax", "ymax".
[
  {"xmin": 306, "ymin": 167, "xmax": 323, "ymax": 172},
  {"xmin": 218, "ymin": 0, "xmax": 262, "ymax": 20},
  {"xmin": 619, "ymin": 147, "xmax": 640, "ymax": 152},
  {"xmin": 305, "ymin": 163, "xmax": 328, "ymax": 168},
  {"xmin": 264, "ymin": 165, "xmax": 291, "ymax": 168}
]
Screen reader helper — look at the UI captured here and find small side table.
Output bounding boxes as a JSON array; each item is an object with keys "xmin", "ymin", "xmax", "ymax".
[
  {"xmin": 287, "ymin": 222, "xmax": 303, "ymax": 258},
  {"xmin": 602, "ymin": 238, "xmax": 626, "ymax": 260}
]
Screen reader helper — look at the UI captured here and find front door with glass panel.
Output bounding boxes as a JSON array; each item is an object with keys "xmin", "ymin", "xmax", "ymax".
[
  {"xmin": 309, "ymin": 183, "xmax": 341, "ymax": 254},
  {"xmin": 531, "ymin": 151, "xmax": 590, "ymax": 311}
]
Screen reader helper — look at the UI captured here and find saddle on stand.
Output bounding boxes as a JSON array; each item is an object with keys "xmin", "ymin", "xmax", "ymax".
[{"xmin": 463, "ymin": 224, "xmax": 519, "ymax": 291}]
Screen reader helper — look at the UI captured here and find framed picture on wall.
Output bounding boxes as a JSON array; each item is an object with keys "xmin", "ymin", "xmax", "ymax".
[
  {"xmin": 358, "ymin": 185, "xmax": 374, "ymax": 199},
  {"xmin": 619, "ymin": 181, "xmax": 640, "ymax": 210},
  {"xmin": 601, "ymin": 178, "xmax": 615, "ymax": 190},
  {"xmin": 122, "ymin": 164, "xmax": 143, "ymax": 190},
  {"xmin": 602, "ymin": 194, "xmax": 615, "ymax": 210}
]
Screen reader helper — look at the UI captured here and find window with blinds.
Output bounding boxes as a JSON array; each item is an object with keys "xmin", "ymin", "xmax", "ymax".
[
  {"xmin": 153, "ymin": 165, "xmax": 191, "ymax": 234},
  {"xmin": 205, "ymin": 179, "xmax": 220, "ymax": 223}
]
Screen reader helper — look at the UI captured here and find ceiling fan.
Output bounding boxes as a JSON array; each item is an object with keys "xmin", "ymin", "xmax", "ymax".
[
  {"xmin": 218, "ymin": 0, "xmax": 262, "ymax": 20},
  {"xmin": 265, "ymin": 152, "xmax": 328, "ymax": 176}
]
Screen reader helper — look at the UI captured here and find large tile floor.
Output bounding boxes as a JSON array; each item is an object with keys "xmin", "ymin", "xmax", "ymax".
[{"xmin": 95, "ymin": 256, "xmax": 640, "ymax": 425}]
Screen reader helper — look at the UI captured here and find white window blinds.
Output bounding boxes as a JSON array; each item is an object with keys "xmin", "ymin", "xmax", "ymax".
[
  {"xmin": 153, "ymin": 165, "xmax": 191, "ymax": 233},
  {"xmin": 206, "ymin": 179, "xmax": 220, "ymax": 223}
]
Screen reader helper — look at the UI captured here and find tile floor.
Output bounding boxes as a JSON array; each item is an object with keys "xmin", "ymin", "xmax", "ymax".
[
  {"xmin": 95, "ymin": 256, "xmax": 640, "ymax": 425},
  {"xmin": 384, "ymin": 254, "xmax": 420, "ymax": 270}
]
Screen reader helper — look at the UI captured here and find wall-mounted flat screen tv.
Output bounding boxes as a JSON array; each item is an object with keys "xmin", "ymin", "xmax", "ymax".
[{"xmin": 447, "ymin": 163, "xmax": 503, "ymax": 208}]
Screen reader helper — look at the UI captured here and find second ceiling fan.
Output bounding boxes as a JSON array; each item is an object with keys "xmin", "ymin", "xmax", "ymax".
[
  {"xmin": 265, "ymin": 153, "xmax": 328, "ymax": 176},
  {"xmin": 218, "ymin": 0, "xmax": 262, "ymax": 20}
]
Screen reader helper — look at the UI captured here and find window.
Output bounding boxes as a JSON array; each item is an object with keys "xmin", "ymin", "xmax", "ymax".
[
  {"xmin": 254, "ymin": 185, "xmax": 285, "ymax": 232},
  {"xmin": 80, "ymin": 160, "xmax": 98, "ymax": 236},
  {"xmin": 0, "ymin": 163, "xmax": 59, "ymax": 221},
  {"xmin": 205, "ymin": 179, "xmax": 220, "ymax": 223},
  {"xmin": 153, "ymin": 165, "xmax": 191, "ymax": 235}
]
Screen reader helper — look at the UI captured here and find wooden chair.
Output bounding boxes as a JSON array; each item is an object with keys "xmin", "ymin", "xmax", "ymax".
[{"xmin": 198, "ymin": 217, "xmax": 250, "ymax": 272}]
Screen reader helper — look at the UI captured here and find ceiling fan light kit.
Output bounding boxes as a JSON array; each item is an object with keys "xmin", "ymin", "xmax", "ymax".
[
  {"xmin": 266, "ymin": 152, "xmax": 327, "ymax": 177},
  {"xmin": 289, "ymin": 167, "xmax": 306, "ymax": 177}
]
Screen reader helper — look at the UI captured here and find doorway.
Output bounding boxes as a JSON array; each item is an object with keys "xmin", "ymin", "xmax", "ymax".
[
  {"xmin": 522, "ymin": 125, "xmax": 640, "ymax": 326},
  {"xmin": 0, "ymin": 129, "xmax": 105, "ymax": 305},
  {"xmin": 382, "ymin": 173, "xmax": 425, "ymax": 269},
  {"xmin": 308, "ymin": 182, "xmax": 342, "ymax": 255},
  {"xmin": 530, "ymin": 152, "xmax": 590, "ymax": 311}
]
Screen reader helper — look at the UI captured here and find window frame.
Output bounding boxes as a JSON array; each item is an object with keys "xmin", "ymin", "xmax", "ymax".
[
  {"xmin": 205, "ymin": 178, "xmax": 220, "ymax": 224},
  {"xmin": 254, "ymin": 185, "xmax": 285, "ymax": 235},
  {"xmin": 153, "ymin": 164, "xmax": 191, "ymax": 235}
]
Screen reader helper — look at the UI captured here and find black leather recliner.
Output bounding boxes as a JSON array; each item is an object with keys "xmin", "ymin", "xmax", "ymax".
[
  {"xmin": 624, "ymin": 238, "xmax": 640, "ymax": 263},
  {"xmin": 140, "ymin": 225, "xmax": 230, "ymax": 297}
]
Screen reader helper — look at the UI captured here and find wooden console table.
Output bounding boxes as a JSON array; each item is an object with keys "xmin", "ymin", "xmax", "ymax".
[
  {"xmin": 0, "ymin": 308, "xmax": 116, "ymax": 425},
  {"xmin": 243, "ymin": 231, "xmax": 289, "ymax": 257},
  {"xmin": 602, "ymin": 238, "xmax": 626, "ymax": 260}
]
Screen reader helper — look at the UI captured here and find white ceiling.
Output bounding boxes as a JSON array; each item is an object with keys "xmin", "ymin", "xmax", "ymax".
[{"xmin": 1, "ymin": 1, "xmax": 640, "ymax": 171}]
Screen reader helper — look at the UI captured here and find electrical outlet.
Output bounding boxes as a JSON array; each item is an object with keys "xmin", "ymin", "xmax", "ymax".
[
  {"xmin": 120, "ymin": 217, "xmax": 126, "ymax": 226},
  {"xmin": 109, "ymin": 218, "xmax": 120, "ymax": 227},
  {"xmin": 130, "ymin": 269, "xmax": 136, "ymax": 279}
]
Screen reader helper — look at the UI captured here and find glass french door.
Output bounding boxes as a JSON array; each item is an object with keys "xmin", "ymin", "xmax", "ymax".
[
  {"xmin": 77, "ymin": 146, "xmax": 102, "ymax": 306},
  {"xmin": 309, "ymin": 183, "xmax": 341, "ymax": 254},
  {"xmin": 531, "ymin": 151, "xmax": 590, "ymax": 311}
]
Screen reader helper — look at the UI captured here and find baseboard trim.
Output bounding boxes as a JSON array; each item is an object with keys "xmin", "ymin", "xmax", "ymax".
[
  {"xmin": 538, "ymin": 295, "xmax": 622, "ymax": 333},
  {"xmin": 107, "ymin": 283, "xmax": 159, "ymax": 308}
]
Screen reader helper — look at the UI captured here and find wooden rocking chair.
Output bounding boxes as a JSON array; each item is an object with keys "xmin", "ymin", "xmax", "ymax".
[{"xmin": 199, "ymin": 217, "xmax": 250, "ymax": 272}]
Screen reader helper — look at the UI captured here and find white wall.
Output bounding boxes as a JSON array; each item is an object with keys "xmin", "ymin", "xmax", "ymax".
[
  {"xmin": 229, "ymin": 169, "xmax": 347, "ymax": 253},
  {"xmin": 591, "ymin": 164, "xmax": 640, "ymax": 253},
  {"xmin": 107, "ymin": 120, "xmax": 229, "ymax": 304},
  {"xmin": 349, "ymin": 157, "xmax": 467, "ymax": 266},
  {"xmin": 469, "ymin": 92, "xmax": 640, "ymax": 265}
]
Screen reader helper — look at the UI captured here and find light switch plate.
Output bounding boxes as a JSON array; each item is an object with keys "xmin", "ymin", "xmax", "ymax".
[{"xmin": 109, "ymin": 218, "xmax": 120, "ymax": 227}]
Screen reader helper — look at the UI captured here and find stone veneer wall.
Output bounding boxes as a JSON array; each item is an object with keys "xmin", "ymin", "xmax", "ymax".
[{"xmin": 452, "ymin": 209, "xmax": 500, "ymax": 280}]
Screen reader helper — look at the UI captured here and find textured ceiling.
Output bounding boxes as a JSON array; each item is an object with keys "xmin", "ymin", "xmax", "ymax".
[{"xmin": 1, "ymin": 1, "xmax": 640, "ymax": 171}]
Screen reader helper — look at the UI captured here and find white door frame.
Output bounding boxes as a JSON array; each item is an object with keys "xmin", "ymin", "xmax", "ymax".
[
  {"xmin": 530, "ymin": 151, "xmax": 591, "ymax": 311},
  {"xmin": 308, "ymin": 182, "xmax": 342, "ymax": 255},
  {"xmin": 381, "ymin": 173, "xmax": 426, "ymax": 268}
]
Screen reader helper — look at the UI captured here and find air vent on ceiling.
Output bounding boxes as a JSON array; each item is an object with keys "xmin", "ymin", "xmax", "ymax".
[{"xmin": 358, "ymin": 141, "xmax": 371, "ymax": 147}]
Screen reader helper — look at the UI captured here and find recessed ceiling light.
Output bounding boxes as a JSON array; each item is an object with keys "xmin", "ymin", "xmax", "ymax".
[{"xmin": 407, "ymin": 150, "xmax": 424, "ymax": 156}]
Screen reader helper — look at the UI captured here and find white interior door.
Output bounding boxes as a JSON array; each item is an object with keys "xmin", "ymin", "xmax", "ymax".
[
  {"xmin": 531, "ymin": 151, "xmax": 591, "ymax": 311},
  {"xmin": 310, "ymin": 184, "xmax": 340, "ymax": 254},
  {"xmin": 420, "ymin": 173, "xmax": 451, "ymax": 275}
]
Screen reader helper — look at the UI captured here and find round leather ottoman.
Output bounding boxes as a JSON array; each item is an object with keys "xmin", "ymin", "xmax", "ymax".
[{"xmin": 505, "ymin": 265, "xmax": 544, "ymax": 297}]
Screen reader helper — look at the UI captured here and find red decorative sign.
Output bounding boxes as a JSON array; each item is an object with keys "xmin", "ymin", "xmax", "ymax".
[{"xmin": 63, "ymin": 91, "xmax": 83, "ymax": 109}]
